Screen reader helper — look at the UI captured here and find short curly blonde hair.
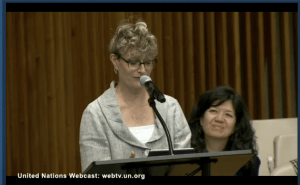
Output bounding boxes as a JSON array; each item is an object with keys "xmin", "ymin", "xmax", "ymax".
[{"xmin": 109, "ymin": 18, "xmax": 158, "ymax": 60}]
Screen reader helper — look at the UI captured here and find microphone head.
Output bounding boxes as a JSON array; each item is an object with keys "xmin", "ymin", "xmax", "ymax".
[{"xmin": 140, "ymin": 75, "xmax": 152, "ymax": 86}]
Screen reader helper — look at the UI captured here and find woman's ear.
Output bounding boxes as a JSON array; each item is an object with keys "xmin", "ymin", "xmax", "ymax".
[{"xmin": 110, "ymin": 54, "xmax": 119, "ymax": 70}]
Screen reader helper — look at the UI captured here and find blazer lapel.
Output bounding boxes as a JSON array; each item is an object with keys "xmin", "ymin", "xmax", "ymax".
[
  {"xmin": 147, "ymin": 99, "xmax": 168, "ymax": 143},
  {"xmin": 98, "ymin": 81, "xmax": 149, "ymax": 149}
]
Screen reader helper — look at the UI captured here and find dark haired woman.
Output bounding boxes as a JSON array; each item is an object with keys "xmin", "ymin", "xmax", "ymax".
[{"xmin": 188, "ymin": 86, "xmax": 260, "ymax": 176}]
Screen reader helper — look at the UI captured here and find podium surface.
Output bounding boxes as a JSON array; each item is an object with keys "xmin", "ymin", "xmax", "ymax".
[{"xmin": 83, "ymin": 149, "xmax": 253, "ymax": 176}]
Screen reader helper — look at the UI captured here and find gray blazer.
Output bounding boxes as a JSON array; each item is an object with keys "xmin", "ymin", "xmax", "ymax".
[{"xmin": 80, "ymin": 81, "xmax": 191, "ymax": 172}]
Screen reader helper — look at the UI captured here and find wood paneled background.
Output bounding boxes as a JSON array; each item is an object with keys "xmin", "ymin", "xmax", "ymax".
[{"xmin": 6, "ymin": 12, "xmax": 297, "ymax": 175}]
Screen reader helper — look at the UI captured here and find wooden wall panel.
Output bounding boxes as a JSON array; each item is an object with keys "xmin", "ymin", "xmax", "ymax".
[
  {"xmin": 293, "ymin": 12, "xmax": 298, "ymax": 114},
  {"xmin": 54, "ymin": 12, "xmax": 68, "ymax": 174},
  {"xmin": 257, "ymin": 12, "xmax": 267, "ymax": 119},
  {"xmin": 243, "ymin": 12, "xmax": 255, "ymax": 119},
  {"xmin": 216, "ymin": 12, "xmax": 229, "ymax": 86},
  {"xmin": 162, "ymin": 12, "xmax": 175, "ymax": 96},
  {"xmin": 193, "ymin": 12, "xmax": 206, "ymax": 101},
  {"xmin": 268, "ymin": 12, "xmax": 280, "ymax": 118},
  {"xmin": 182, "ymin": 12, "xmax": 195, "ymax": 117},
  {"xmin": 36, "ymin": 12, "xmax": 49, "ymax": 173},
  {"xmin": 205, "ymin": 12, "xmax": 217, "ymax": 90},
  {"xmin": 280, "ymin": 12, "xmax": 293, "ymax": 118},
  {"xmin": 293, "ymin": 12, "xmax": 297, "ymax": 102},
  {"xmin": 6, "ymin": 12, "xmax": 15, "ymax": 175},
  {"xmin": 6, "ymin": 12, "xmax": 297, "ymax": 175},
  {"xmin": 173, "ymin": 12, "xmax": 185, "ymax": 112},
  {"xmin": 25, "ymin": 12, "xmax": 40, "ymax": 174},
  {"xmin": 232, "ymin": 12, "xmax": 242, "ymax": 95},
  {"xmin": 63, "ymin": 12, "xmax": 76, "ymax": 173},
  {"xmin": 151, "ymin": 12, "xmax": 165, "ymax": 93},
  {"xmin": 44, "ymin": 12, "xmax": 59, "ymax": 174}
]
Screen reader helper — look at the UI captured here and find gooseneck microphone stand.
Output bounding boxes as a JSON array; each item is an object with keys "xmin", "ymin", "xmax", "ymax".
[{"xmin": 148, "ymin": 94, "xmax": 174, "ymax": 156}]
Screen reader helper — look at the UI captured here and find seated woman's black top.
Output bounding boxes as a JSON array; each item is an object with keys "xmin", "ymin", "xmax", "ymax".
[{"xmin": 235, "ymin": 155, "xmax": 261, "ymax": 176}]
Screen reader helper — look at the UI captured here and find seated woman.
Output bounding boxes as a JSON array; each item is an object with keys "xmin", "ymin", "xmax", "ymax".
[{"xmin": 188, "ymin": 86, "xmax": 260, "ymax": 176}]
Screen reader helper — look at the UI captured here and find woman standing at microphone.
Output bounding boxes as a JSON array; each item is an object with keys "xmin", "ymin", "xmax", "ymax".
[{"xmin": 79, "ymin": 18, "xmax": 191, "ymax": 173}]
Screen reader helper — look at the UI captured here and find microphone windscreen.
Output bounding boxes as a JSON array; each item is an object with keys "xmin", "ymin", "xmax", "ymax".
[{"xmin": 140, "ymin": 75, "xmax": 152, "ymax": 86}]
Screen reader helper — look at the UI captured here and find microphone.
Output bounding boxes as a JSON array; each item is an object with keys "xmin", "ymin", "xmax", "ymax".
[
  {"xmin": 140, "ymin": 75, "xmax": 166, "ymax": 103},
  {"xmin": 140, "ymin": 75, "xmax": 174, "ymax": 156}
]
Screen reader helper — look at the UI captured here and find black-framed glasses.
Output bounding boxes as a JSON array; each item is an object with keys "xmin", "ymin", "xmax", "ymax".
[{"xmin": 119, "ymin": 56, "xmax": 157, "ymax": 70}]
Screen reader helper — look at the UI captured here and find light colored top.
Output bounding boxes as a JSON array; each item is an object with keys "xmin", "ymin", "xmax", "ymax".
[
  {"xmin": 79, "ymin": 81, "xmax": 191, "ymax": 172},
  {"xmin": 128, "ymin": 125, "xmax": 155, "ymax": 144}
]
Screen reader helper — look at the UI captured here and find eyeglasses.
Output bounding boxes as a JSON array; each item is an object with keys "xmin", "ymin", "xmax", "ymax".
[{"xmin": 119, "ymin": 56, "xmax": 157, "ymax": 70}]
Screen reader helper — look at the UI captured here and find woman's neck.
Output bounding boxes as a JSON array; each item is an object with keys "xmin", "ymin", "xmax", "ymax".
[
  {"xmin": 205, "ymin": 136, "xmax": 229, "ymax": 152},
  {"xmin": 115, "ymin": 81, "xmax": 149, "ymax": 105}
]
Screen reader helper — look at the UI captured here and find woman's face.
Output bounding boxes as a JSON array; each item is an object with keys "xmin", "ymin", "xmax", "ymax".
[
  {"xmin": 200, "ymin": 100, "xmax": 236, "ymax": 140},
  {"xmin": 113, "ymin": 49, "xmax": 153, "ymax": 89}
]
